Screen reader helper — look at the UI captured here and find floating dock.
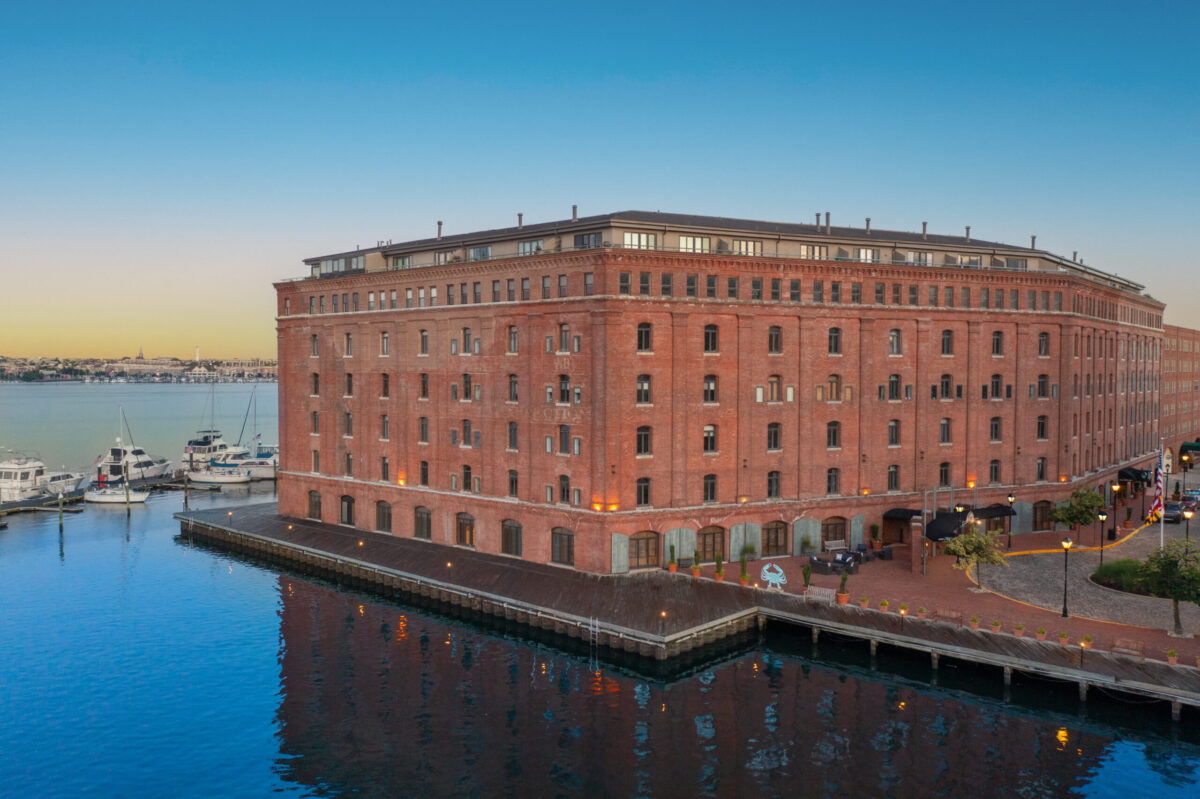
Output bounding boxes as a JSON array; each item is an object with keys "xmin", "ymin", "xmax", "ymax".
[{"xmin": 177, "ymin": 502, "xmax": 1200, "ymax": 722}]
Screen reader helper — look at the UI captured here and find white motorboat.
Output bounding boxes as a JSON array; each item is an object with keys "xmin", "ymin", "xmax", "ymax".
[
  {"xmin": 84, "ymin": 482, "xmax": 149, "ymax": 504},
  {"xmin": 0, "ymin": 453, "xmax": 88, "ymax": 503},
  {"xmin": 94, "ymin": 440, "xmax": 173, "ymax": 482},
  {"xmin": 186, "ymin": 468, "xmax": 251, "ymax": 485},
  {"xmin": 210, "ymin": 456, "xmax": 276, "ymax": 481},
  {"xmin": 181, "ymin": 430, "xmax": 250, "ymax": 471}
]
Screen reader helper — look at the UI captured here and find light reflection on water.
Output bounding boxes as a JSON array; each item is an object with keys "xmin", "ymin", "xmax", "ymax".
[{"xmin": 0, "ymin": 391, "xmax": 1198, "ymax": 797}]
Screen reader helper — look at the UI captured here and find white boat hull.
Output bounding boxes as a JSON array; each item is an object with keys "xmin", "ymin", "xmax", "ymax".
[
  {"xmin": 85, "ymin": 486, "xmax": 149, "ymax": 503},
  {"xmin": 186, "ymin": 469, "xmax": 251, "ymax": 485}
]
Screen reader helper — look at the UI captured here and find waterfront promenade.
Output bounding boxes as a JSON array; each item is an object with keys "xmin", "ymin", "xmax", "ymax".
[{"xmin": 178, "ymin": 503, "xmax": 1200, "ymax": 718}]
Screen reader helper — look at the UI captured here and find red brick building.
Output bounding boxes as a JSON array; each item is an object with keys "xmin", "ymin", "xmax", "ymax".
[{"xmin": 275, "ymin": 210, "xmax": 1178, "ymax": 574}]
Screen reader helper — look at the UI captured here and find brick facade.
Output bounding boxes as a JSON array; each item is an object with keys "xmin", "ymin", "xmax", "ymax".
[{"xmin": 276, "ymin": 211, "xmax": 1180, "ymax": 574}]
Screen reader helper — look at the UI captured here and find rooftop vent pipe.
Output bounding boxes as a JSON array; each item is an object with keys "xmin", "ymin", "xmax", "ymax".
[
  {"xmin": 1031, "ymin": 235, "xmax": 1036, "ymax": 249},
  {"xmin": 922, "ymin": 222, "xmax": 927, "ymax": 240},
  {"xmin": 572, "ymin": 204, "xmax": 578, "ymax": 222},
  {"xmin": 437, "ymin": 221, "xmax": 443, "ymax": 240},
  {"xmin": 1073, "ymin": 250, "xmax": 1077, "ymax": 261},
  {"xmin": 865, "ymin": 218, "xmax": 871, "ymax": 235},
  {"xmin": 824, "ymin": 211, "xmax": 830, "ymax": 234},
  {"xmin": 965, "ymin": 225, "xmax": 971, "ymax": 242},
  {"xmin": 518, "ymin": 213, "xmax": 523, "ymax": 229},
  {"xmin": 815, "ymin": 212, "xmax": 820, "ymax": 226}
]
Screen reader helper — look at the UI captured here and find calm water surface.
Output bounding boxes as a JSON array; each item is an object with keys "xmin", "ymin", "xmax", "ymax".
[{"xmin": 1, "ymin": 386, "xmax": 1198, "ymax": 798}]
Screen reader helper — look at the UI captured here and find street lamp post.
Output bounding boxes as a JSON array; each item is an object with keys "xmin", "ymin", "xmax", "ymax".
[
  {"xmin": 1182, "ymin": 454, "xmax": 1190, "ymax": 499},
  {"xmin": 1184, "ymin": 508, "xmax": 1193, "ymax": 551},
  {"xmin": 1097, "ymin": 511, "xmax": 1107, "ymax": 567},
  {"xmin": 1061, "ymin": 537, "xmax": 1073, "ymax": 618},
  {"xmin": 1007, "ymin": 493, "xmax": 1015, "ymax": 550}
]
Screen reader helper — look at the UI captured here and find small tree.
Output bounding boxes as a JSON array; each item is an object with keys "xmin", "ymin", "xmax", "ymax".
[
  {"xmin": 943, "ymin": 521, "xmax": 1008, "ymax": 589},
  {"xmin": 1048, "ymin": 487, "xmax": 1106, "ymax": 532},
  {"xmin": 1137, "ymin": 540, "xmax": 1200, "ymax": 636}
]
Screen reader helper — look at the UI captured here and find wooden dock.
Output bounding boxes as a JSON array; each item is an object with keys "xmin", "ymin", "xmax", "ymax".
[{"xmin": 176, "ymin": 503, "xmax": 1200, "ymax": 722}]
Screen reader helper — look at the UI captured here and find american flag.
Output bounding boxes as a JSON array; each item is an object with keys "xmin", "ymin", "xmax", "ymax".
[{"xmin": 1148, "ymin": 451, "xmax": 1165, "ymax": 521}]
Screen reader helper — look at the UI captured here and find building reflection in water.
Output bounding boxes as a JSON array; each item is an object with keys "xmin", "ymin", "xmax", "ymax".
[{"xmin": 273, "ymin": 577, "xmax": 1128, "ymax": 797}]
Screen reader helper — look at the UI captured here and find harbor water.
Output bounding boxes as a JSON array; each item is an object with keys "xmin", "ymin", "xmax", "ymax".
[{"xmin": 1, "ymin": 385, "xmax": 1199, "ymax": 797}]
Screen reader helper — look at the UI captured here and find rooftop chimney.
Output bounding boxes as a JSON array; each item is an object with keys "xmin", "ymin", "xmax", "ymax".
[
  {"xmin": 815, "ymin": 212, "xmax": 820, "ymax": 226},
  {"xmin": 965, "ymin": 225, "xmax": 971, "ymax": 242},
  {"xmin": 1073, "ymin": 250, "xmax": 1077, "ymax": 261},
  {"xmin": 572, "ymin": 204, "xmax": 578, "ymax": 222},
  {"xmin": 824, "ymin": 211, "xmax": 830, "ymax": 234},
  {"xmin": 922, "ymin": 221, "xmax": 928, "ymax": 240},
  {"xmin": 1031, "ymin": 235, "xmax": 1036, "ymax": 249},
  {"xmin": 518, "ymin": 213, "xmax": 523, "ymax": 229},
  {"xmin": 865, "ymin": 217, "xmax": 871, "ymax": 235},
  {"xmin": 437, "ymin": 221, "xmax": 443, "ymax": 240}
]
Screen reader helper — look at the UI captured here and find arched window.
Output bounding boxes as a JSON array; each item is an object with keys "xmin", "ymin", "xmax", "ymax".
[
  {"xmin": 629, "ymin": 531, "xmax": 659, "ymax": 569},
  {"xmin": 636, "ymin": 477, "xmax": 651, "ymax": 507},
  {"xmin": 940, "ymin": 374, "xmax": 952, "ymax": 398},
  {"xmin": 828, "ymin": 327, "xmax": 842, "ymax": 355},
  {"xmin": 696, "ymin": 526, "xmax": 725, "ymax": 563},
  {"xmin": 887, "ymin": 419, "xmax": 900, "ymax": 446},
  {"xmin": 989, "ymin": 417, "xmax": 1001, "ymax": 442},
  {"xmin": 636, "ymin": 374, "xmax": 651, "ymax": 404},
  {"xmin": 414, "ymin": 506, "xmax": 431, "ymax": 539},
  {"xmin": 767, "ymin": 374, "xmax": 781, "ymax": 401},
  {"xmin": 508, "ymin": 325, "xmax": 519, "ymax": 353},
  {"xmin": 501, "ymin": 519, "xmax": 522, "ymax": 556},
  {"xmin": 375, "ymin": 501, "xmax": 392, "ymax": 532},
  {"xmin": 340, "ymin": 495, "xmax": 355, "ymax": 526},
  {"xmin": 419, "ymin": 329, "xmax": 428, "ymax": 354},
  {"xmin": 551, "ymin": 527, "xmax": 574, "ymax": 565},
  {"xmin": 307, "ymin": 490, "xmax": 322, "ymax": 520},
  {"xmin": 1038, "ymin": 332, "xmax": 1050, "ymax": 356},
  {"xmin": 939, "ymin": 418, "xmax": 952, "ymax": 444},
  {"xmin": 888, "ymin": 329, "xmax": 902, "ymax": 355},
  {"xmin": 992, "ymin": 330, "xmax": 1004, "ymax": 356},
  {"xmin": 767, "ymin": 326, "xmax": 782, "ymax": 354},
  {"xmin": 766, "ymin": 422, "xmax": 781, "ymax": 451},
  {"xmin": 703, "ymin": 374, "xmax": 718, "ymax": 403},
  {"xmin": 762, "ymin": 521, "xmax": 788, "ymax": 556},
  {"xmin": 508, "ymin": 373, "xmax": 519, "ymax": 402},
  {"xmin": 1032, "ymin": 500, "xmax": 1052, "ymax": 531},
  {"xmin": 990, "ymin": 373, "xmax": 1002, "ymax": 398},
  {"xmin": 887, "ymin": 464, "xmax": 899, "ymax": 491},
  {"xmin": 827, "ymin": 374, "xmax": 842, "ymax": 401},
  {"xmin": 826, "ymin": 468, "xmax": 840, "ymax": 495},
  {"xmin": 940, "ymin": 329, "xmax": 953, "ymax": 355},
  {"xmin": 704, "ymin": 324, "xmax": 719, "ymax": 353},
  {"xmin": 637, "ymin": 322, "xmax": 652, "ymax": 352},
  {"xmin": 456, "ymin": 512, "xmax": 475, "ymax": 546},
  {"xmin": 938, "ymin": 461, "xmax": 951, "ymax": 487},
  {"xmin": 636, "ymin": 426, "xmax": 652, "ymax": 455},
  {"xmin": 703, "ymin": 473, "xmax": 717, "ymax": 502},
  {"xmin": 821, "ymin": 516, "xmax": 846, "ymax": 544},
  {"xmin": 1037, "ymin": 374, "xmax": 1049, "ymax": 398},
  {"xmin": 767, "ymin": 470, "xmax": 781, "ymax": 498},
  {"xmin": 826, "ymin": 421, "xmax": 841, "ymax": 448},
  {"xmin": 888, "ymin": 374, "xmax": 900, "ymax": 400}
]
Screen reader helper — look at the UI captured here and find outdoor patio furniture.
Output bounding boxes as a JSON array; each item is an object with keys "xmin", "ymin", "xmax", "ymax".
[
  {"xmin": 824, "ymin": 540, "xmax": 848, "ymax": 553},
  {"xmin": 878, "ymin": 547, "xmax": 894, "ymax": 561}
]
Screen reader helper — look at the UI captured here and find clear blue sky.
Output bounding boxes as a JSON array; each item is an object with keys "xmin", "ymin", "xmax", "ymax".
[{"xmin": 2, "ymin": 1, "xmax": 1197, "ymax": 357}]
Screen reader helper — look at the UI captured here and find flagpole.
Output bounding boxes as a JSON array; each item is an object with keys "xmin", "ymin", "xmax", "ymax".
[{"xmin": 1160, "ymin": 438, "xmax": 1165, "ymax": 548}]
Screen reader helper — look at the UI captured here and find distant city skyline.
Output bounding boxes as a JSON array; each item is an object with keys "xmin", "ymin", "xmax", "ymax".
[{"xmin": 2, "ymin": 1, "xmax": 1197, "ymax": 358}]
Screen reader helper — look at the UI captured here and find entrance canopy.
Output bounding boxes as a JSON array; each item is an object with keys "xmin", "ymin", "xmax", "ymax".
[
  {"xmin": 883, "ymin": 507, "xmax": 922, "ymax": 521},
  {"xmin": 925, "ymin": 512, "xmax": 966, "ymax": 541}
]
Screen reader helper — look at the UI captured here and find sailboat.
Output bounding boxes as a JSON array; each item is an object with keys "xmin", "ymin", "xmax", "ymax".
[
  {"xmin": 207, "ymin": 386, "xmax": 278, "ymax": 480},
  {"xmin": 92, "ymin": 407, "xmax": 173, "ymax": 483},
  {"xmin": 181, "ymin": 384, "xmax": 249, "ymax": 470}
]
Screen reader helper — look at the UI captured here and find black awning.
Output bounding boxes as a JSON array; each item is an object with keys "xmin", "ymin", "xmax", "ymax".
[
  {"xmin": 1118, "ymin": 467, "xmax": 1142, "ymax": 481},
  {"xmin": 973, "ymin": 503, "xmax": 1016, "ymax": 519},
  {"xmin": 925, "ymin": 512, "xmax": 965, "ymax": 541},
  {"xmin": 883, "ymin": 507, "xmax": 922, "ymax": 520}
]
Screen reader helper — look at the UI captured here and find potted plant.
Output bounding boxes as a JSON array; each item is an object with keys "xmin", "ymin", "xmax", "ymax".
[
  {"xmin": 991, "ymin": 619, "xmax": 1001, "ymax": 633},
  {"xmin": 1059, "ymin": 632, "xmax": 1069, "ymax": 645},
  {"xmin": 713, "ymin": 553, "xmax": 724, "ymax": 582},
  {"xmin": 917, "ymin": 607, "xmax": 927, "ymax": 620},
  {"xmin": 668, "ymin": 544, "xmax": 677, "ymax": 573},
  {"xmin": 869, "ymin": 523, "xmax": 883, "ymax": 551},
  {"xmin": 691, "ymin": 558, "xmax": 703, "ymax": 577},
  {"xmin": 738, "ymin": 554, "xmax": 749, "ymax": 586},
  {"xmin": 1014, "ymin": 624, "xmax": 1024, "ymax": 638},
  {"xmin": 899, "ymin": 603, "xmax": 908, "ymax": 616},
  {"xmin": 836, "ymin": 572, "xmax": 850, "ymax": 605},
  {"xmin": 1036, "ymin": 627, "xmax": 1046, "ymax": 641},
  {"xmin": 1124, "ymin": 506, "xmax": 1134, "ymax": 529},
  {"xmin": 879, "ymin": 599, "xmax": 890, "ymax": 612},
  {"xmin": 802, "ymin": 563, "xmax": 812, "ymax": 591},
  {"xmin": 859, "ymin": 596, "xmax": 869, "ymax": 608},
  {"xmin": 1167, "ymin": 649, "xmax": 1178, "ymax": 665},
  {"xmin": 969, "ymin": 616, "xmax": 980, "ymax": 630},
  {"xmin": 1082, "ymin": 634, "xmax": 1093, "ymax": 648}
]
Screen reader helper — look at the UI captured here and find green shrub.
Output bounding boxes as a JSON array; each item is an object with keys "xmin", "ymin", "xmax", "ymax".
[{"xmin": 1092, "ymin": 559, "xmax": 1144, "ymax": 593}]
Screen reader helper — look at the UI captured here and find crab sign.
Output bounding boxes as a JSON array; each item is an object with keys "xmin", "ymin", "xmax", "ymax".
[{"xmin": 760, "ymin": 562, "xmax": 787, "ymax": 590}]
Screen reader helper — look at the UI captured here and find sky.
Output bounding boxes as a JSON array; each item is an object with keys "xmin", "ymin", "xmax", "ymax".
[{"xmin": 1, "ymin": 1, "xmax": 1197, "ymax": 359}]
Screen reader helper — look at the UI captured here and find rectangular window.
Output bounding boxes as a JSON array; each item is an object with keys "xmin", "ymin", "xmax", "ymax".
[
  {"xmin": 661, "ymin": 273, "xmax": 673, "ymax": 296},
  {"xmin": 639, "ymin": 272, "xmax": 651, "ymax": 295},
  {"xmin": 518, "ymin": 239, "xmax": 544, "ymax": 256},
  {"xmin": 574, "ymin": 232, "xmax": 602, "ymax": 249},
  {"xmin": 619, "ymin": 272, "xmax": 631, "ymax": 295},
  {"xmin": 507, "ymin": 279, "xmax": 515, "ymax": 301},
  {"xmin": 851, "ymin": 283, "xmax": 861, "ymax": 304},
  {"xmin": 830, "ymin": 282, "xmax": 841, "ymax": 303},
  {"xmin": 381, "ymin": 414, "xmax": 389, "ymax": 440},
  {"xmin": 558, "ymin": 274, "xmax": 567, "ymax": 297},
  {"xmin": 623, "ymin": 232, "xmax": 657, "ymax": 250},
  {"xmin": 678, "ymin": 236, "xmax": 711, "ymax": 253},
  {"xmin": 892, "ymin": 284, "xmax": 901, "ymax": 304},
  {"xmin": 771, "ymin": 278, "xmax": 781, "ymax": 301},
  {"xmin": 686, "ymin": 274, "xmax": 697, "ymax": 297},
  {"xmin": 875, "ymin": 283, "xmax": 885, "ymax": 304},
  {"xmin": 812, "ymin": 281, "xmax": 823, "ymax": 303},
  {"xmin": 790, "ymin": 280, "xmax": 801, "ymax": 302},
  {"xmin": 469, "ymin": 246, "xmax": 491, "ymax": 262},
  {"xmin": 706, "ymin": 275, "xmax": 717, "ymax": 299},
  {"xmin": 733, "ymin": 239, "xmax": 762, "ymax": 256},
  {"xmin": 311, "ymin": 450, "xmax": 319, "ymax": 472},
  {"xmin": 727, "ymin": 277, "xmax": 738, "ymax": 299},
  {"xmin": 583, "ymin": 273, "xmax": 593, "ymax": 296}
]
